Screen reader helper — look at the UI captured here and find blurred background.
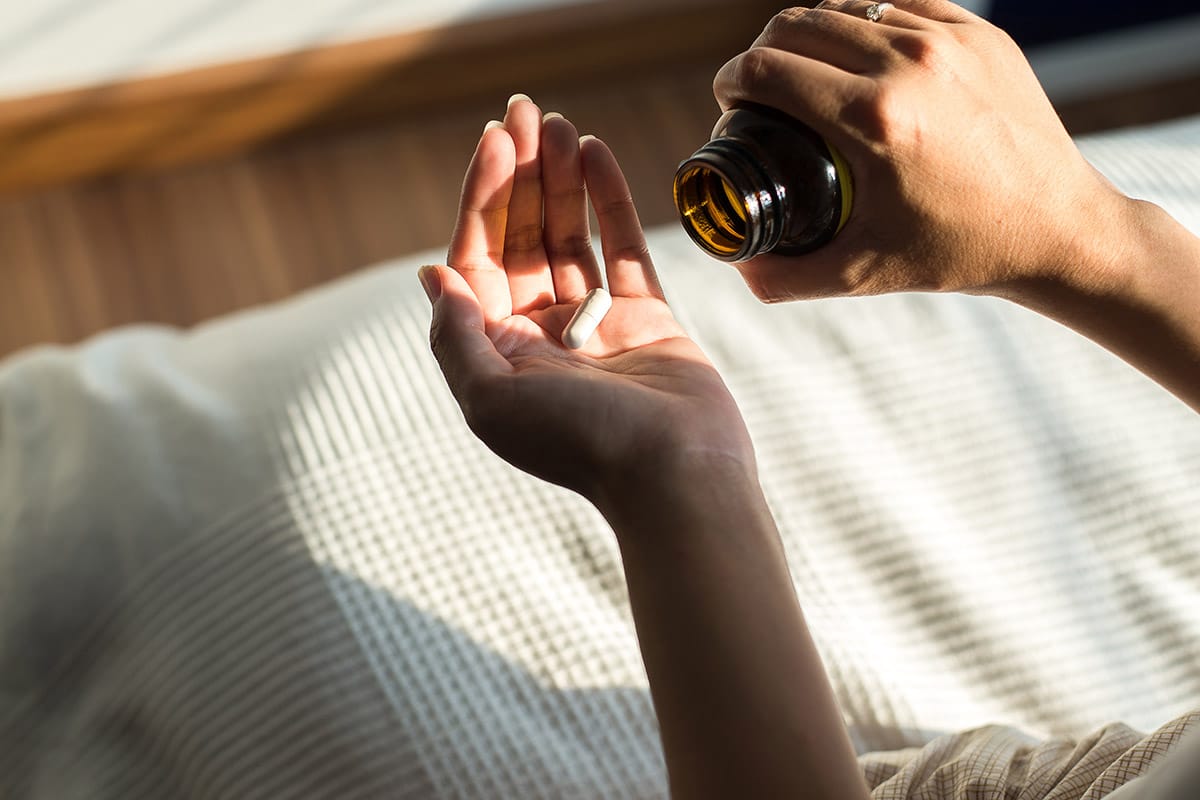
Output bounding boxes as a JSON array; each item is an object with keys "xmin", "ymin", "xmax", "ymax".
[{"xmin": 1, "ymin": 0, "xmax": 1199, "ymax": 358}]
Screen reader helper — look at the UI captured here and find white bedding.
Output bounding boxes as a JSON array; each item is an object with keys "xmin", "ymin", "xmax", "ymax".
[{"xmin": 2, "ymin": 115, "xmax": 1199, "ymax": 798}]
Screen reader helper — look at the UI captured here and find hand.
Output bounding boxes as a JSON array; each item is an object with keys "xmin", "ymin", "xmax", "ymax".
[
  {"xmin": 713, "ymin": 0, "xmax": 1130, "ymax": 301},
  {"xmin": 423, "ymin": 97, "xmax": 755, "ymax": 505}
]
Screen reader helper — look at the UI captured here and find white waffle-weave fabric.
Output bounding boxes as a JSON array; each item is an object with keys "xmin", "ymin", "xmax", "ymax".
[{"xmin": 2, "ymin": 114, "xmax": 1200, "ymax": 799}]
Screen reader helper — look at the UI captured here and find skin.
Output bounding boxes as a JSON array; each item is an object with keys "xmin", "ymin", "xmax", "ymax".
[
  {"xmin": 714, "ymin": 0, "xmax": 1200, "ymax": 411},
  {"xmin": 422, "ymin": 97, "xmax": 869, "ymax": 798},
  {"xmin": 424, "ymin": 1, "xmax": 1200, "ymax": 796}
]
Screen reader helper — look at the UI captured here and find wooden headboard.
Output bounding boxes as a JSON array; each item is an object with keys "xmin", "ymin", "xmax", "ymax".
[{"xmin": 0, "ymin": 0, "xmax": 784, "ymax": 195}]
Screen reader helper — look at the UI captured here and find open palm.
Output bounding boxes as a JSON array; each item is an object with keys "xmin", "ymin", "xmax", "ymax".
[{"xmin": 423, "ymin": 96, "xmax": 753, "ymax": 500}]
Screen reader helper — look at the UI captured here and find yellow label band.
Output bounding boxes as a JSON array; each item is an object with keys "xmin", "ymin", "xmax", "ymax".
[{"xmin": 826, "ymin": 141, "xmax": 854, "ymax": 234}]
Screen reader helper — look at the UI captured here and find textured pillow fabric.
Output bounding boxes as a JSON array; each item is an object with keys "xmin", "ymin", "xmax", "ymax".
[{"xmin": 2, "ymin": 115, "xmax": 1199, "ymax": 798}]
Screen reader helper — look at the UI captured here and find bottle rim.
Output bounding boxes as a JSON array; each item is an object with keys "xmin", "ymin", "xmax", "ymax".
[{"xmin": 672, "ymin": 140, "xmax": 781, "ymax": 263}]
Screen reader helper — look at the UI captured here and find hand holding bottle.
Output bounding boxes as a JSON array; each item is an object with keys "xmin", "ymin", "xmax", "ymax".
[
  {"xmin": 713, "ymin": 0, "xmax": 1200, "ymax": 412},
  {"xmin": 712, "ymin": 0, "xmax": 1128, "ymax": 302}
]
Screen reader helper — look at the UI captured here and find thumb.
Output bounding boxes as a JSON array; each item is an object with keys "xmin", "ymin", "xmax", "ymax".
[{"xmin": 421, "ymin": 266, "xmax": 510, "ymax": 409}]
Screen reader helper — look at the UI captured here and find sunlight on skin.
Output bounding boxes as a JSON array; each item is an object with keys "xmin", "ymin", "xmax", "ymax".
[
  {"xmin": 494, "ymin": 300, "xmax": 684, "ymax": 361},
  {"xmin": 447, "ymin": 97, "xmax": 703, "ymax": 371},
  {"xmin": 424, "ymin": 96, "xmax": 870, "ymax": 800},
  {"xmin": 425, "ymin": 95, "xmax": 754, "ymax": 494}
]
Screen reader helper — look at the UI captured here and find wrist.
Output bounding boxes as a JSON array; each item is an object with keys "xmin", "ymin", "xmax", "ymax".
[
  {"xmin": 984, "ymin": 183, "xmax": 1145, "ymax": 306},
  {"xmin": 589, "ymin": 447, "xmax": 766, "ymax": 542},
  {"xmin": 993, "ymin": 191, "xmax": 1198, "ymax": 310},
  {"xmin": 984, "ymin": 190, "xmax": 1200, "ymax": 411}
]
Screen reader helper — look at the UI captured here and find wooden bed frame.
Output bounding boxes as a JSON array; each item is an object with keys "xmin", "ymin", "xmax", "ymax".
[{"xmin": 0, "ymin": 0, "xmax": 784, "ymax": 195}]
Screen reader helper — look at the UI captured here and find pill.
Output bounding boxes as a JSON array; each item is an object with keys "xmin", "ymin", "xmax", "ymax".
[{"xmin": 561, "ymin": 287, "xmax": 613, "ymax": 350}]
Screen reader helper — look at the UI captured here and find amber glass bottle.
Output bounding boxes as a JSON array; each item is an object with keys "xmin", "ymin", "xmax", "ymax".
[{"xmin": 673, "ymin": 104, "xmax": 853, "ymax": 262}]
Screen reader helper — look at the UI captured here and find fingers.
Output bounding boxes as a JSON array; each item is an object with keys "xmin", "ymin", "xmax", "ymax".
[
  {"xmin": 423, "ymin": 265, "xmax": 512, "ymax": 410},
  {"xmin": 541, "ymin": 113, "xmax": 603, "ymax": 302},
  {"xmin": 752, "ymin": 6, "xmax": 911, "ymax": 74},
  {"xmin": 502, "ymin": 94, "xmax": 556, "ymax": 314},
  {"xmin": 578, "ymin": 135, "xmax": 665, "ymax": 301},
  {"xmin": 733, "ymin": 251, "xmax": 855, "ymax": 303},
  {"xmin": 812, "ymin": 0, "xmax": 932, "ymax": 30},
  {"xmin": 717, "ymin": 0, "xmax": 976, "ymax": 127},
  {"xmin": 451, "ymin": 97, "xmax": 660, "ymax": 315},
  {"xmin": 714, "ymin": 47, "xmax": 873, "ymax": 140},
  {"xmin": 877, "ymin": 0, "xmax": 976, "ymax": 23},
  {"xmin": 447, "ymin": 122, "xmax": 516, "ymax": 321}
]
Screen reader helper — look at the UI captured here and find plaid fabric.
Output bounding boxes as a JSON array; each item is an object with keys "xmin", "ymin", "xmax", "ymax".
[{"xmin": 862, "ymin": 711, "xmax": 1199, "ymax": 798}]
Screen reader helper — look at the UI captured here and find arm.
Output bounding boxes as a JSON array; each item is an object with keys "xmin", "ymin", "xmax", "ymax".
[
  {"xmin": 596, "ymin": 457, "xmax": 866, "ymax": 800},
  {"xmin": 992, "ymin": 196, "xmax": 1200, "ymax": 413},
  {"xmin": 423, "ymin": 95, "xmax": 869, "ymax": 798},
  {"xmin": 712, "ymin": 0, "xmax": 1200, "ymax": 412}
]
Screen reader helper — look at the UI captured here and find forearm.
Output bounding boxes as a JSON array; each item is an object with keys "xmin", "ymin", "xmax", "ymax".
[
  {"xmin": 594, "ymin": 458, "xmax": 869, "ymax": 800},
  {"xmin": 994, "ymin": 195, "xmax": 1200, "ymax": 412}
]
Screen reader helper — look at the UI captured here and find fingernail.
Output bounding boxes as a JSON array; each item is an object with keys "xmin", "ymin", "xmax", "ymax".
[
  {"xmin": 418, "ymin": 266, "xmax": 441, "ymax": 304},
  {"xmin": 483, "ymin": 119, "xmax": 504, "ymax": 133},
  {"xmin": 542, "ymin": 111, "xmax": 564, "ymax": 122},
  {"xmin": 507, "ymin": 92, "xmax": 532, "ymax": 108},
  {"xmin": 579, "ymin": 134, "xmax": 598, "ymax": 144}
]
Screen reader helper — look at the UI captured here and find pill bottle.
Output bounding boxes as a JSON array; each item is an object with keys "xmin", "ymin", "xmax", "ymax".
[{"xmin": 672, "ymin": 103, "xmax": 853, "ymax": 262}]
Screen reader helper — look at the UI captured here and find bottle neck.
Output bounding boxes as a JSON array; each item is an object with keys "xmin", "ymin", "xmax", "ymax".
[{"xmin": 678, "ymin": 138, "xmax": 784, "ymax": 262}]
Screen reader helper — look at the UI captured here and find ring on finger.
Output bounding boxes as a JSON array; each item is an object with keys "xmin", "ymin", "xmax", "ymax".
[{"xmin": 865, "ymin": 2, "xmax": 894, "ymax": 22}]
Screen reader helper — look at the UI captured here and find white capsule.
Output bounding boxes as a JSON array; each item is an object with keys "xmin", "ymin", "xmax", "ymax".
[{"xmin": 561, "ymin": 287, "xmax": 613, "ymax": 350}]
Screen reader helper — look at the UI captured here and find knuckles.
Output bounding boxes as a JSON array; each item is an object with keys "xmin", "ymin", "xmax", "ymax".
[
  {"xmin": 546, "ymin": 233, "xmax": 593, "ymax": 263},
  {"xmin": 605, "ymin": 241, "xmax": 652, "ymax": 266},
  {"xmin": 890, "ymin": 28, "xmax": 961, "ymax": 76},
  {"xmin": 841, "ymin": 84, "xmax": 908, "ymax": 145},
  {"xmin": 757, "ymin": 6, "xmax": 841, "ymax": 51},
  {"xmin": 725, "ymin": 46, "xmax": 779, "ymax": 101},
  {"xmin": 759, "ymin": 7, "xmax": 807, "ymax": 46},
  {"xmin": 504, "ymin": 222, "xmax": 544, "ymax": 254}
]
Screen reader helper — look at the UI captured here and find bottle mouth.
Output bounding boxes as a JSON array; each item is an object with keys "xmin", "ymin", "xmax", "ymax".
[
  {"xmin": 673, "ymin": 144, "xmax": 778, "ymax": 263},
  {"xmin": 673, "ymin": 163, "xmax": 750, "ymax": 261}
]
